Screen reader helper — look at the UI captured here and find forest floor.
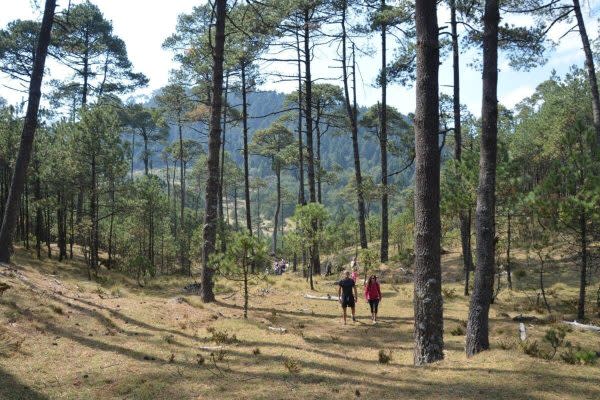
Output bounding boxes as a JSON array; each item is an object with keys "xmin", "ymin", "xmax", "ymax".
[{"xmin": 0, "ymin": 246, "xmax": 599, "ymax": 399}]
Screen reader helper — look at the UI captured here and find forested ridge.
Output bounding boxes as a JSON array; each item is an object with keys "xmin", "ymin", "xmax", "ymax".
[{"xmin": 0, "ymin": 0, "xmax": 600, "ymax": 398}]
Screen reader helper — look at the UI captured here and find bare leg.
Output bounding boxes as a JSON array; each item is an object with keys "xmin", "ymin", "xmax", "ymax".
[
  {"xmin": 351, "ymin": 306, "xmax": 356, "ymax": 322},
  {"xmin": 342, "ymin": 306, "xmax": 347, "ymax": 325}
]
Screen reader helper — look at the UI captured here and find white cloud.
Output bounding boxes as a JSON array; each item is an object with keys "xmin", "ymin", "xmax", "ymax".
[{"xmin": 500, "ymin": 86, "xmax": 535, "ymax": 108}]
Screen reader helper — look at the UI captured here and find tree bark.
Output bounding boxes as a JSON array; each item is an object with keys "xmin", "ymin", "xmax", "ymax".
[
  {"xmin": 578, "ymin": 209, "xmax": 588, "ymax": 321},
  {"xmin": 450, "ymin": 0, "xmax": 474, "ymax": 293},
  {"xmin": 341, "ymin": 2, "xmax": 368, "ymax": 250},
  {"xmin": 379, "ymin": 5, "xmax": 389, "ymax": 263},
  {"xmin": 273, "ymin": 166, "xmax": 281, "ymax": 254},
  {"xmin": 573, "ymin": 0, "xmax": 600, "ymax": 148},
  {"xmin": 466, "ymin": 0, "xmax": 499, "ymax": 357},
  {"xmin": 295, "ymin": 25, "xmax": 306, "ymax": 206},
  {"xmin": 241, "ymin": 62, "xmax": 252, "ymax": 234},
  {"xmin": 303, "ymin": 7, "xmax": 321, "ymax": 274},
  {"xmin": 219, "ymin": 74, "xmax": 229, "ymax": 252},
  {"xmin": 200, "ymin": 0, "xmax": 226, "ymax": 303},
  {"xmin": 506, "ymin": 211, "xmax": 512, "ymax": 290},
  {"xmin": 413, "ymin": 0, "xmax": 444, "ymax": 365},
  {"xmin": 0, "ymin": 0, "xmax": 56, "ymax": 263}
]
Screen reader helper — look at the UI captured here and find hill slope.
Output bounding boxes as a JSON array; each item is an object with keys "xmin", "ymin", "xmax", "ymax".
[{"xmin": 0, "ymin": 249, "xmax": 599, "ymax": 399}]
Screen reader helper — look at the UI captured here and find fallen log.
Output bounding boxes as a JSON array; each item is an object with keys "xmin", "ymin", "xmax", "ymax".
[
  {"xmin": 512, "ymin": 314, "xmax": 540, "ymax": 323},
  {"xmin": 268, "ymin": 326, "xmax": 287, "ymax": 333},
  {"xmin": 304, "ymin": 294, "xmax": 337, "ymax": 301},
  {"xmin": 562, "ymin": 320, "xmax": 600, "ymax": 333}
]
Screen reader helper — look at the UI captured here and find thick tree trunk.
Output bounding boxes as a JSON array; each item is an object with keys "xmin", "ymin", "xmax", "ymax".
[
  {"xmin": 200, "ymin": 0, "xmax": 226, "ymax": 303},
  {"xmin": 466, "ymin": 0, "xmax": 499, "ymax": 357},
  {"xmin": 341, "ymin": 2, "xmax": 368, "ymax": 250},
  {"xmin": 413, "ymin": 0, "xmax": 444, "ymax": 365},
  {"xmin": 241, "ymin": 63, "xmax": 252, "ymax": 234},
  {"xmin": 303, "ymin": 7, "xmax": 321, "ymax": 275},
  {"xmin": 0, "ymin": 0, "xmax": 56, "ymax": 263},
  {"xmin": 380, "ymin": 0, "xmax": 389, "ymax": 263},
  {"xmin": 573, "ymin": 0, "xmax": 600, "ymax": 148}
]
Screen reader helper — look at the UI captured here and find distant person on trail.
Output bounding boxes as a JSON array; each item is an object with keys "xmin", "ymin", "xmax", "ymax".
[
  {"xmin": 350, "ymin": 257, "xmax": 359, "ymax": 282},
  {"xmin": 338, "ymin": 270, "xmax": 358, "ymax": 324},
  {"xmin": 365, "ymin": 275, "xmax": 382, "ymax": 324}
]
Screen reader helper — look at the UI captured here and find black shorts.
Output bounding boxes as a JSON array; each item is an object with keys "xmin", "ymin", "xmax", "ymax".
[{"xmin": 341, "ymin": 295, "xmax": 355, "ymax": 308}]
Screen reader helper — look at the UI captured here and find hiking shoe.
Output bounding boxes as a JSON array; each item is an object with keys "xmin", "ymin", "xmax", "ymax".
[{"xmin": 352, "ymin": 316, "xmax": 356, "ymax": 322}]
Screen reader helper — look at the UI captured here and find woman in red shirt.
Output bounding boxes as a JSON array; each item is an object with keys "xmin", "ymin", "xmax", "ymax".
[{"xmin": 364, "ymin": 275, "xmax": 382, "ymax": 324}]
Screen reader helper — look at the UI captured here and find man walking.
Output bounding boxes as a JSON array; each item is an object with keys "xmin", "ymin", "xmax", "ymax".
[{"xmin": 338, "ymin": 270, "xmax": 358, "ymax": 324}]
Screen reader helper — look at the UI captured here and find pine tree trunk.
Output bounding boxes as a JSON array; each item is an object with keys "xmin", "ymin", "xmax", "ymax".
[
  {"xmin": 273, "ymin": 166, "xmax": 281, "ymax": 255},
  {"xmin": 578, "ymin": 209, "xmax": 588, "ymax": 321},
  {"xmin": 506, "ymin": 211, "xmax": 512, "ymax": 290},
  {"xmin": 241, "ymin": 62, "xmax": 252, "ymax": 234},
  {"xmin": 0, "ymin": 0, "xmax": 56, "ymax": 263},
  {"xmin": 413, "ymin": 0, "xmax": 444, "ymax": 366},
  {"xmin": 573, "ymin": 0, "xmax": 600, "ymax": 148},
  {"xmin": 295, "ymin": 26, "xmax": 306, "ymax": 206},
  {"xmin": 380, "ymin": 0, "xmax": 389, "ymax": 263},
  {"xmin": 466, "ymin": 0, "xmax": 499, "ymax": 357},
  {"xmin": 200, "ymin": 0, "xmax": 226, "ymax": 303},
  {"xmin": 143, "ymin": 130, "xmax": 149, "ymax": 176},
  {"xmin": 219, "ymin": 74, "xmax": 229, "ymax": 252},
  {"xmin": 451, "ymin": 0, "xmax": 474, "ymax": 292},
  {"xmin": 340, "ymin": 2, "xmax": 367, "ymax": 250},
  {"xmin": 90, "ymin": 154, "xmax": 98, "ymax": 275},
  {"xmin": 303, "ymin": 7, "xmax": 321, "ymax": 274}
]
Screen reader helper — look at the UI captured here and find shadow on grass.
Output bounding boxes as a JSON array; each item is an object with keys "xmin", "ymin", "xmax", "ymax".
[{"xmin": 0, "ymin": 368, "xmax": 48, "ymax": 400}]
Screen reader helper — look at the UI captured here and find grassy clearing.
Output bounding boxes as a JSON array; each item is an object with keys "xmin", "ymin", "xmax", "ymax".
[{"xmin": 0, "ymin": 247, "xmax": 598, "ymax": 399}]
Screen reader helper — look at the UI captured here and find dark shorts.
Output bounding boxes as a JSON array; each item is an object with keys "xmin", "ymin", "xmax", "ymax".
[
  {"xmin": 369, "ymin": 299, "xmax": 380, "ymax": 313},
  {"xmin": 341, "ymin": 295, "xmax": 355, "ymax": 308}
]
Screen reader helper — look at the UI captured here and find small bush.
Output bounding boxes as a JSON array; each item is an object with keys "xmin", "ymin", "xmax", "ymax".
[
  {"xmin": 163, "ymin": 334, "xmax": 175, "ymax": 344},
  {"xmin": 50, "ymin": 305, "xmax": 64, "ymax": 315},
  {"xmin": 378, "ymin": 349, "xmax": 392, "ymax": 364},
  {"xmin": 252, "ymin": 348, "xmax": 261, "ymax": 355},
  {"xmin": 284, "ymin": 357, "xmax": 301, "ymax": 373},
  {"xmin": 560, "ymin": 343, "xmax": 598, "ymax": 365},
  {"xmin": 498, "ymin": 339, "xmax": 515, "ymax": 350},
  {"xmin": 515, "ymin": 269, "xmax": 527, "ymax": 279},
  {"xmin": 519, "ymin": 340, "xmax": 541, "ymax": 358},
  {"xmin": 442, "ymin": 287, "xmax": 457, "ymax": 300},
  {"xmin": 209, "ymin": 329, "xmax": 239, "ymax": 345},
  {"xmin": 450, "ymin": 325, "xmax": 465, "ymax": 336},
  {"xmin": 196, "ymin": 354, "xmax": 205, "ymax": 365}
]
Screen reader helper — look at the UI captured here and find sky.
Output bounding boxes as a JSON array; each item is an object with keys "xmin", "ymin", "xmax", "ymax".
[{"xmin": 1, "ymin": 0, "xmax": 599, "ymax": 116}]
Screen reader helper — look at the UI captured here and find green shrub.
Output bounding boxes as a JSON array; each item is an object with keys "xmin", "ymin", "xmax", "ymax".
[
  {"xmin": 378, "ymin": 349, "xmax": 392, "ymax": 364},
  {"xmin": 450, "ymin": 325, "xmax": 465, "ymax": 336}
]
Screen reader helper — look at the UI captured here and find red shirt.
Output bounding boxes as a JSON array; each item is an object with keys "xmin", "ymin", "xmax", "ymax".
[{"xmin": 364, "ymin": 282, "xmax": 381, "ymax": 300}]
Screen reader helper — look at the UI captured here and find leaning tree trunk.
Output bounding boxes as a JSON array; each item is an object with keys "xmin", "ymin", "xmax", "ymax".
[
  {"xmin": 573, "ymin": 0, "xmax": 600, "ymax": 148},
  {"xmin": 450, "ymin": 0, "xmax": 474, "ymax": 295},
  {"xmin": 341, "ymin": 2, "xmax": 368, "ymax": 250},
  {"xmin": 200, "ymin": 0, "xmax": 226, "ymax": 303},
  {"xmin": 0, "ymin": 0, "xmax": 56, "ymax": 263},
  {"xmin": 303, "ymin": 7, "xmax": 321, "ymax": 274},
  {"xmin": 413, "ymin": 0, "xmax": 444, "ymax": 366},
  {"xmin": 466, "ymin": 0, "xmax": 499, "ymax": 357}
]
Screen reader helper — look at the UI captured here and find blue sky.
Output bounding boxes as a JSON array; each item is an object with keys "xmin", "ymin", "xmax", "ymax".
[{"xmin": 1, "ymin": 0, "xmax": 598, "ymax": 117}]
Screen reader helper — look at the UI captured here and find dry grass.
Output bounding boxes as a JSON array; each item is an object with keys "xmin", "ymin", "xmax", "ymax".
[{"xmin": 0, "ymin": 247, "xmax": 598, "ymax": 399}]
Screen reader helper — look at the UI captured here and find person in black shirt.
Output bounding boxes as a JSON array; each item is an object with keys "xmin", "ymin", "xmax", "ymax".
[{"xmin": 338, "ymin": 270, "xmax": 358, "ymax": 324}]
